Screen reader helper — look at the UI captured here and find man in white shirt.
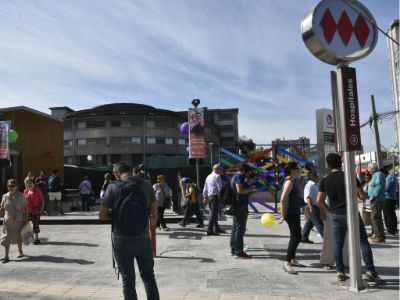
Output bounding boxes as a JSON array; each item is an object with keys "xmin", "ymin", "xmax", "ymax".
[
  {"xmin": 301, "ymin": 172, "xmax": 324, "ymax": 243},
  {"xmin": 203, "ymin": 164, "xmax": 225, "ymax": 235}
]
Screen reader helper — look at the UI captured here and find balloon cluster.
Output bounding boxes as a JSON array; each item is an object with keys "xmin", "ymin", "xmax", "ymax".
[
  {"xmin": 261, "ymin": 213, "xmax": 275, "ymax": 227},
  {"xmin": 9, "ymin": 130, "xmax": 19, "ymax": 144}
]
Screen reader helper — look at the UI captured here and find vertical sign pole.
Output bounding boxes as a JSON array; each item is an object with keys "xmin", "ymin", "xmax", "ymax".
[
  {"xmin": 196, "ymin": 159, "xmax": 200, "ymax": 188},
  {"xmin": 336, "ymin": 65, "xmax": 363, "ymax": 291}
]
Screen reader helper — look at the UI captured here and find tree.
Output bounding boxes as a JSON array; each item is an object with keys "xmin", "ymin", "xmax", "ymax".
[{"xmin": 236, "ymin": 135, "xmax": 256, "ymax": 157}]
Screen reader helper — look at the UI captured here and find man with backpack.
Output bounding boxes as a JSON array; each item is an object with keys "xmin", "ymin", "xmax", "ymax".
[
  {"xmin": 98, "ymin": 161, "xmax": 159, "ymax": 300},
  {"xmin": 230, "ymin": 164, "xmax": 257, "ymax": 259},
  {"xmin": 48, "ymin": 169, "xmax": 64, "ymax": 215}
]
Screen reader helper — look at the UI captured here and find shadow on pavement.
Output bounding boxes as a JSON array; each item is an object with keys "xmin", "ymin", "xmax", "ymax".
[
  {"xmin": 157, "ymin": 255, "xmax": 215, "ymax": 263},
  {"xmin": 43, "ymin": 241, "xmax": 99, "ymax": 247},
  {"xmin": 18, "ymin": 255, "xmax": 95, "ymax": 265}
]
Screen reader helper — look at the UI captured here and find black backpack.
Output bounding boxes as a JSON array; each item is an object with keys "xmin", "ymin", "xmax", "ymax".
[
  {"xmin": 219, "ymin": 178, "xmax": 236, "ymax": 206},
  {"xmin": 113, "ymin": 178, "xmax": 149, "ymax": 236}
]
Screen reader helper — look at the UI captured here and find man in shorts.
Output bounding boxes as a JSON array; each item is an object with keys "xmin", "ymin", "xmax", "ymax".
[{"xmin": 48, "ymin": 169, "xmax": 64, "ymax": 215}]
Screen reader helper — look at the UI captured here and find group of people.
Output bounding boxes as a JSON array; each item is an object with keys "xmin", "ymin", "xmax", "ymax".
[{"xmin": 278, "ymin": 153, "xmax": 397, "ymax": 285}]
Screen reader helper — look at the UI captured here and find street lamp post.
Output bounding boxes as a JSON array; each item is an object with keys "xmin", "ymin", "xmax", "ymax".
[{"xmin": 209, "ymin": 142, "xmax": 214, "ymax": 167}]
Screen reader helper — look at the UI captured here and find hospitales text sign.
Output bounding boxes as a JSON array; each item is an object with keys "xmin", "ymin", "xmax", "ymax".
[{"xmin": 339, "ymin": 66, "xmax": 361, "ymax": 151}]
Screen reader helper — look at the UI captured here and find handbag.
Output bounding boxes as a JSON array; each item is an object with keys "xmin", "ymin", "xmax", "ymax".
[{"xmin": 21, "ymin": 221, "xmax": 34, "ymax": 245}]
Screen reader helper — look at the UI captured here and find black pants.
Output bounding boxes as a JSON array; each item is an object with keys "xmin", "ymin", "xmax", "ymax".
[
  {"xmin": 156, "ymin": 206, "xmax": 166, "ymax": 229},
  {"xmin": 182, "ymin": 203, "xmax": 203, "ymax": 226},
  {"xmin": 383, "ymin": 200, "xmax": 398, "ymax": 234},
  {"xmin": 207, "ymin": 195, "xmax": 221, "ymax": 232},
  {"xmin": 285, "ymin": 214, "xmax": 302, "ymax": 262},
  {"xmin": 80, "ymin": 194, "xmax": 90, "ymax": 211}
]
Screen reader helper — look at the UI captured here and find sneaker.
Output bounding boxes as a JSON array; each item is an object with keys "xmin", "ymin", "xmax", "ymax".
[
  {"xmin": 178, "ymin": 221, "xmax": 186, "ymax": 227},
  {"xmin": 301, "ymin": 239, "xmax": 314, "ymax": 244},
  {"xmin": 196, "ymin": 224, "xmax": 204, "ymax": 228},
  {"xmin": 323, "ymin": 264, "xmax": 333, "ymax": 270},
  {"xmin": 337, "ymin": 272, "xmax": 347, "ymax": 281},
  {"xmin": 163, "ymin": 227, "xmax": 170, "ymax": 231},
  {"xmin": 33, "ymin": 239, "xmax": 41, "ymax": 245},
  {"xmin": 365, "ymin": 271, "xmax": 385, "ymax": 285},
  {"xmin": 235, "ymin": 252, "xmax": 252, "ymax": 259},
  {"xmin": 1, "ymin": 258, "xmax": 10, "ymax": 263},
  {"xmin": 16, "ymin": 253, "xmax": 24, "ymax": 258},
  {"xmin": 215, "ymin": 229, "xmax": 226, "ymax": 234}
]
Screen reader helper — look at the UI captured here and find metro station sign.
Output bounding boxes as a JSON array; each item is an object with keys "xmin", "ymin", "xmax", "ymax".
[{"xmin": 301, "ymin": 0, "xmax": 378, "ymax": 65}]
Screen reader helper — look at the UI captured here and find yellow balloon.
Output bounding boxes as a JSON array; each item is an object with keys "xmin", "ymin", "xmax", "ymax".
[{"xmin": 261, "ymin": 213, "xmax": 275, "ymax": 227}]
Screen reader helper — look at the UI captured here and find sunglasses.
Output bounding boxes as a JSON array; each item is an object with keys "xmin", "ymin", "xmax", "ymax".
[{"xmin": 7, "ymin": 185, "xmax": 16, "ymax": 188}]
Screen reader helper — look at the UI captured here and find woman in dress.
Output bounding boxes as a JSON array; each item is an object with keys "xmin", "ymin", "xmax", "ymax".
[
  {"xmin": 279, "ymin": 162, "xmax": 304, "ymax": 274},
  {"xmin": 0, "ymin": 179, "xmax": 28, "ymax": 263},
  {"xmin": 24, "ymin": 178, "xmax": 44, "ymax": 245},
  {"xmin": 153, "ymin": 175, "xmax": 172, "ymax": 231}
]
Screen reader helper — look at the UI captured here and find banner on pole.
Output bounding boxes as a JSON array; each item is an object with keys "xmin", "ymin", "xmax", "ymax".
[
  {"xmin": 0, "ymin": 121, "xmax": 11, "ymax": 166},
  {"xmin": 188, "ymin": 107, "xmax": 205, "ymax": 159}
]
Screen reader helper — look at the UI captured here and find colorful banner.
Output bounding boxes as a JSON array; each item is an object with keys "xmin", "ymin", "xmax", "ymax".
[
  {"xmin": 0, "ymin": 121, "xmax": 11, "ymax": 162},
  {"xmin": 188, "ymin": 107, "xmax": 205, "ymax": 159}
]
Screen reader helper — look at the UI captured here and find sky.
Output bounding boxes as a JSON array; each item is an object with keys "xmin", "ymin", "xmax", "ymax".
[{"xmin": 0, "ymin": 0, "xmax": 398, "ymax": 152}]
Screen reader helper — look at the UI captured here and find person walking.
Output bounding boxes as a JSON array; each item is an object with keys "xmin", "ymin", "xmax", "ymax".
[
  {"xmin": 178, "ymin": 176, "xmax": 204, "ymax": 228},
  {"xmin": 203, "ymin": 164, "xmax": 225, "ymax": 235},
  {"xmin": 0, "ymin": 179, "xmax": 28, "ymax": 263},
  {"xmin": 78, "ymin": 176, "xmax": 94, "ymax": 212},
  {"xmin": 35, "ymin": 171, "xmax": 49, "ymax": 215},
  {"xmin": 382, "ymin": 168, "xmax": 398, "ymax": 236},
  {"xmin": 301, "ymin": 172, "xmax": 324, "ymax": 243},
  {"xmin": 230, "ymin": 164, "xmax": 256, "ymax": 259},
  {"xmin": 48, "ymin": 169, "xmax": 63, "ymax": 215},
  {"xmin": 99, "ymin": 161, "xmax": 159, "ymax": 300},
  {"xmin": 24, "ymin": 178, "xmax": 44, "ymax": 245},
  {"xmin": 279, "ymin": 162, "xmax": 305, "ymax": 274},
  {"xmin": 153, "ymin": 175, "xmax": 172, "ymax": 231},
  {"xmin": 367, "ymin": 163, "xmax": 386, "ymax": 243},
  {"xmin": 317, "ymin": 153, "xmax": 384, "ymax": 284}
]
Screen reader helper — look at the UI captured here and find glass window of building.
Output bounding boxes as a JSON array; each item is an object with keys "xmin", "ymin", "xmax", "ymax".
[
  {"xmin": 110, "ymin": 137, "xmax": 132, "ymax": 144},
  {"xmin": 219, "ymin": 125, "xmax": 234, "ymax": 131},
  {"xmin": 111, "ymin": 121, "xmax": 121, "ymax": 127},
  {"xmin": 146, "ymin": 120, "xmax": 155, "ymax": 128},
  {"xmin": 165, "ymin": 138, "xmax": 174, "ymax": 144},
  {"xmin": 121, "ymin": 120, "xmax": 131, "ymax": 128},
  {"xmin": 156, "ymin": 137, "xmax": 165, "ymax": 144},
  {"xmin": 64, "ymin": 120, "xmax": 72, "ymax": 130},
  {"xmin": 155, "ymin": 120, "xmax": 175, "ymax": 128},
  {"xmin": 64, "ymin": 139, "xmax": 73, "ymax": 146},
  {"xmin": 132, "ymin": 137, "xmax": 141, "ymax": 144},
  {"xmin": 111, "ymin": 154, "xmax": 122, "ymax": 163},
  {"xmin": 219, "ymin": 112, "xmax": 233, "ymax": 121},
  {"xmin": 77, "ymin": 122, "xmax": 86, "ymax": 129},
  {"xmin": 85, "ymin": 138, "xmax": 106, "ymax": 145},
  {"xmin": 76, "ymin": 139, "xmax": 87, "ymax": 145},
  {"xmin": 178, "ymin": 138, "xmax": 186, "ymax": 145},
  {"xmin": 86, "ymin": 120, "xmax": 106, "ymax": 128},
  {"xmin": 64, "ymin": 156, "xmax": 73, "ymax": 165},
  {"xmin": 147, "ymin": 137, "xmax": 156, "ymax": 144},
  {"xmin": 131, "ymin": 119, "xmax": 143, "ymax": 127}
]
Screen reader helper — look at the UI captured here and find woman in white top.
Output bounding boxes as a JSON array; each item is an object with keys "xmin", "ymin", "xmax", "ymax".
[{"xmin": 153, "ymin": 175, "xmax": 172, "ymax": 231}]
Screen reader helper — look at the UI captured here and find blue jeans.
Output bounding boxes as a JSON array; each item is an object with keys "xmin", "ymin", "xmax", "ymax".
[
  {"xmin": 230, "ymin": 206, "xmax": 248, "ymax": 255},
  {"xmin": 112, "ymin": 236, "xmax": 160, "ymax": 300},
  {"xmin": 331, "ymin": 213, "xmax": 375, "ymax": 273},
  {"xmin": 301, "ymin": 206, "xmax": 324, "ymax": 240},
  {"xmin": 182, "ymin": 202, "xmax": 203, "ymax": 226}
]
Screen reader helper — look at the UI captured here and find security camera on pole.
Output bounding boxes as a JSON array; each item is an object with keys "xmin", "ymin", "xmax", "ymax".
[{"xmin": 301, "ymin": 0, "xmax": 378, "ymax": 292}]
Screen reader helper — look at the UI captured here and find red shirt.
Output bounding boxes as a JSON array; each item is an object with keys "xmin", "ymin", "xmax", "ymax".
[{"xmin": 24, "ymin": 186, "xmax": 44, "ymax": 216}]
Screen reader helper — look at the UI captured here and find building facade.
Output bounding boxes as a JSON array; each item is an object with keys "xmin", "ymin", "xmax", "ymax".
[
  {"xmin": 51, "ymin": 103, "xmax": 239, "ymax": 169},
  {"xmin": 0, "ymin": 106, "xmax": 64, "ymax": 188}
]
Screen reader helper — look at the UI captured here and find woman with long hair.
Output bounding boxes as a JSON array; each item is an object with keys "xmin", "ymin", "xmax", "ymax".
[
  {"xmin": 0, "ymin": 179, "xmax": 28, "ymax": 263},
  {"xmin": 279, "ymin": 162, "xmax": 304, "ymax": 274},
  {"xmin": 153, "ymin": 175, "xmax": 172, "ymax": 231}
]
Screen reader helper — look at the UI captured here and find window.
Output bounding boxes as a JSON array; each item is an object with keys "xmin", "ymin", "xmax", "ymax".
[
  {"xmin": 86, "ymin": 120, "xmax": 105, "ymax": 128},
  {"xmin": 64, "ymin": 140, "xmax": 73, "ymax": 146},
  {"xmin": 155, "ymin": 121, "xmax": 175, "ymax": 128},
  {"xmin": 110, "ymin": 137, "xmax": 132, "ymax": 144},
  {"xmin": 111, "ymin": 154, "xmax": 122, "ymax": 164},
  {"xmin": 111, "ymin": 121, "xmax": 121, "ymax": 127},
  {"xmin": 121, "ymin": 121, "xmax": 131, "ymax": 128},
  {"xmin": 220, "ymin": 137, "xmax": 234, "ymax": 143},
  {"xmin": 156, "ymin": 137, "xmax": 165, "ymax": 144},
  {"xmin": 146, "ymin": 121, "xmax": 155, "ymax": 128},
  {"xmin": 178, "ymin": 138, "xmax": 186, "ymax": 145},
  {"xmin": 219, "ymin": 125, "xmax": 234, "ymax": 131},
  {"xmin": 64, "ymin": 120, "xmax": 72, "ymax": 130},
  {"xmin": 77, "ymin": 122, "xmax": 86, "ymax": 129},
  {"xmin": 131, "ymin": 119, "xmax": 143, "ymax": 127},
  {"xmin": 219, "ymin": 112, "xmax": 233, "ymax": 121},
  {"xmin": 132, "ymin": 137, "xmax": 141, "ymax": 144},
  {"xmin": 147, "ymin": 137, "xmax": 156, "ymax": 144},
  {"xmin": 165, "ymin": 138, "xmax": 174, "ymax": 145},
  {"xmin": 76, "ymin": 139, "xmax": 86, "ymax": 145},
  {"xmin": 64, "ymin": 156, "xmax": 73, "ymax": 165}
]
